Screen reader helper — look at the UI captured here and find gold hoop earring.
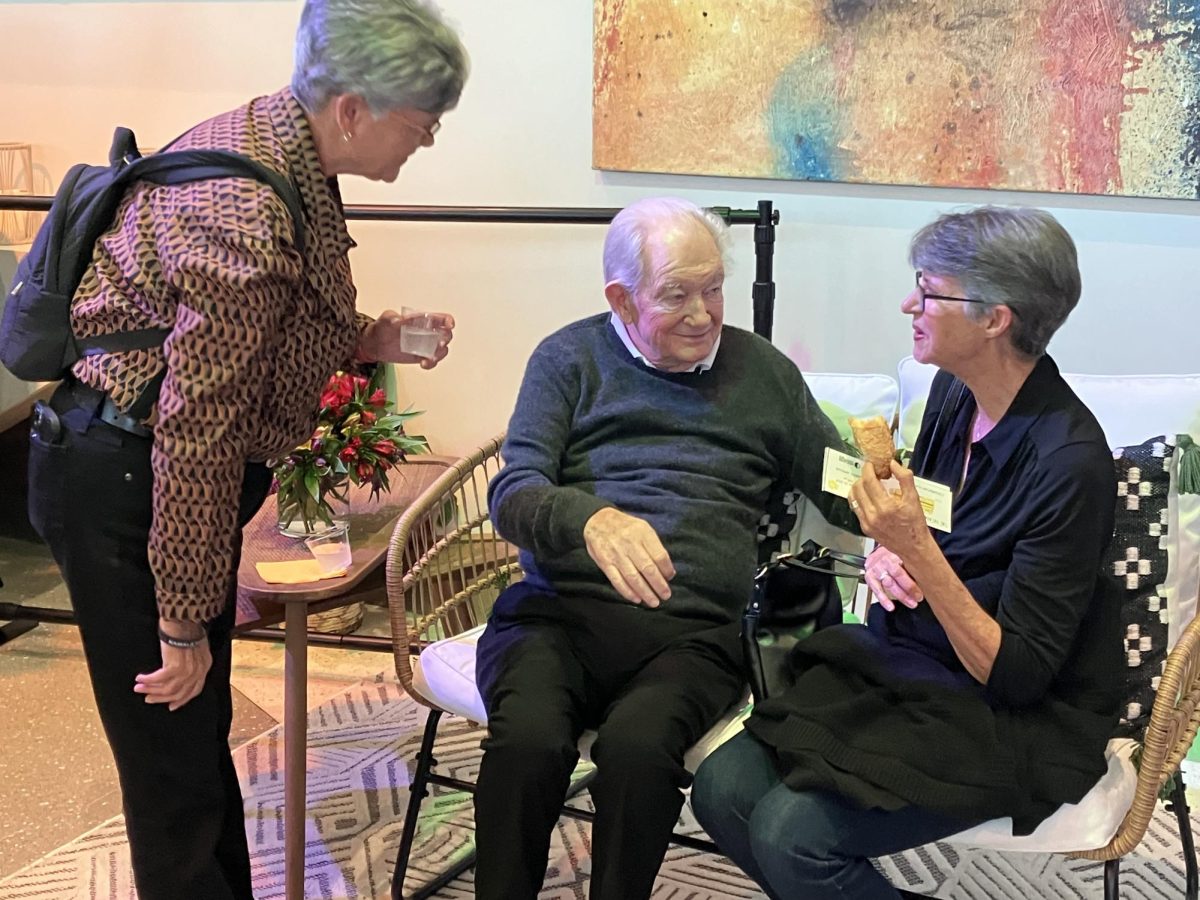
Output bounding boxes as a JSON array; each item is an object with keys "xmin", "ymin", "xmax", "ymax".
[{"xmin": 341, "ymin": 130, "xmax": 352, "ymax": 143}]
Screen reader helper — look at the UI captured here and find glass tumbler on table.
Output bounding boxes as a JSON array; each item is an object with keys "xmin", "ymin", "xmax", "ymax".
[{"xmin": 304, "ymin": 522, "xmax": 352, "ymax": 576}]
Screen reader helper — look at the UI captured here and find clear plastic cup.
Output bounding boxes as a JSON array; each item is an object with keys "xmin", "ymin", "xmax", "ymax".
[
  {"xmin": 304, "ymin": 523, "xmax": 352, "ymax": 576},
  {"xmin": 400, "ymin": 307, "xmax": 442, "ymax": 359}
]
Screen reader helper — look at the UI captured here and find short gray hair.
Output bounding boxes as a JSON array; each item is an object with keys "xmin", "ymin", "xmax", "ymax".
[
  {"xmin": 909, "ymin": 206, "xmax": 1081, "ymax": 359},
  {"xmin": 603, "ymin": 197, "xmax": 733, "ymax": 294},
  {"xmin": 292, "ymin": 0, "xmax": 469, "ymax": 116}
]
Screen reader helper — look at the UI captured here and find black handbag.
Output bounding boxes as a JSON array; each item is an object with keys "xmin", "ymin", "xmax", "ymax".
[{"xmin": 741, "ymin": 539, "xmax": 865, "ymax": 703}]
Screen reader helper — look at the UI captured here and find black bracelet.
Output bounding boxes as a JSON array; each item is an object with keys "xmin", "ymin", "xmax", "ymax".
[{"xmin": 157, "ymin": 626, "xmax": 206, "ymax": 649}]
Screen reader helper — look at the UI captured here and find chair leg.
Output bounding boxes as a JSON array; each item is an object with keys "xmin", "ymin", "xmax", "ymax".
[
  {"xmin": 1104, "ymin": 858, "xmax": 1119, "ymax": 900},
  {"xmin": 1167, "ymin": 766, "xmax": 1199, "ymax": 900},
  {"xmin": 411, "ymin": 759, "xmax": 598, "ymax": 898},
  {"xmin": 392, "ymin": 708, "xmax": 443, "ymax": 900}
]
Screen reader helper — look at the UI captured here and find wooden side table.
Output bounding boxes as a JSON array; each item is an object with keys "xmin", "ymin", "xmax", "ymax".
[{"xmin": 235, "ymin": 456, "xmax": 453, "ymax": 900}]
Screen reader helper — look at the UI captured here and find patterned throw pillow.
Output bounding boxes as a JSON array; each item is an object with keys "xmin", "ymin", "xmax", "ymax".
[{"xmin": 1111, "ymin": 436, "xmax": 1173, "ymax": 740}]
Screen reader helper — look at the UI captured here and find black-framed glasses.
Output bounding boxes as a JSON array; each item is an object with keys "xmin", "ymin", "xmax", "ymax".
[{"xmin": 914, "ymin": 270, "xmax": 1015, "ymax": 315}]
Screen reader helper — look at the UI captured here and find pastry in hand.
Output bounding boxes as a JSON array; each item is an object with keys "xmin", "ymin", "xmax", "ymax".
[{"xmin": 848, "ymin": 415, "xmax": 896, "ymax": 479}]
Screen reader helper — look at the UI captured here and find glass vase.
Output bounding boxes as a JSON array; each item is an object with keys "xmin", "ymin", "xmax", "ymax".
[{"xmin": 275, "ymin": 489, "xmax": 345, "ymax": 539}]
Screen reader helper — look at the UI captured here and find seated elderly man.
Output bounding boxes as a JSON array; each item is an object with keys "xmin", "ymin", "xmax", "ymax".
[{"xmin": 474, "ymin": 196, "xmax": 857, "ymax": 899}]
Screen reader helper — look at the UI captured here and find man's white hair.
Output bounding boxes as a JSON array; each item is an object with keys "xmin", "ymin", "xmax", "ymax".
[{"xmin": 603, "ymin": 197, "xmax": 732, "ymax": 294}]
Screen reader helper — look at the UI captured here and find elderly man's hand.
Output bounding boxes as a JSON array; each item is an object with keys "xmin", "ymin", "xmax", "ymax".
[
  {"xmin": 583, "ymin": 507, "xmax": 675, "ymax": 607},
  {"xmin": 358, "ymin": 309, "xmax": 455, "ymax": 369},
  {"xmin": 864, "ymin": 545, "xmax": 924, "ymax": 612}
]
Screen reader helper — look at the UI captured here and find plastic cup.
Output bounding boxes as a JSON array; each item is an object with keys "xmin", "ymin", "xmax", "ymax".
[
  {"xmin": 304, "ymin": 523, "xmax": 352, "ymax": 576},
  {"xmin": 400, "ymin": 307, "xmax": 442, "ymax": 359}
]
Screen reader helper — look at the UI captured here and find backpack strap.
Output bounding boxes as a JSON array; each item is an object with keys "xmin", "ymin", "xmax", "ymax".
[
  {"xmin": 122, "ymin": 149, "xmax": 307, "ymax": 256},
  {"xmin": 76, "ymin": 149, "xmax": 306, "ymax": 364},
  {"xmin": 125, "ymin": 365, "xmax": 169, "ymax": 422},
  {"xmin": 109, "ymin": 127, "xmax": 140, "ymax": 167},
  {"xmin": 78, "ymin": 145, "xmax": 309, "ymax": 417},
  {"xmin": 77, "ymin": 327, "xmax": 173, "ymax": 356}
]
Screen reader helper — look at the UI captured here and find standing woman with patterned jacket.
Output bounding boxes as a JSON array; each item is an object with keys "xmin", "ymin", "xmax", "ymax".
[{"xmin": 25, "ymin": 2, "xmax": 468, "ymax": 897}]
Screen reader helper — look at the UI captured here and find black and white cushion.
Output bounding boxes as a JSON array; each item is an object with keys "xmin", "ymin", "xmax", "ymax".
[{"xmin": 1112, "ymin": 436, "xmax": 1173, "ymax": 738}]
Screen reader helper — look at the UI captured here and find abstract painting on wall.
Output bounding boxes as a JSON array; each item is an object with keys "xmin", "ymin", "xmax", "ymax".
[{"xmin": 593, "ymin": 1, "xmax": 1200, "ymax": 199}]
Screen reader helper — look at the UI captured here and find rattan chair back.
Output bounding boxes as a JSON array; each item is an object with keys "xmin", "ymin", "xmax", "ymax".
[{"xmin": 384, "ymin": 433, "xmax": 520, "ymax": 704}]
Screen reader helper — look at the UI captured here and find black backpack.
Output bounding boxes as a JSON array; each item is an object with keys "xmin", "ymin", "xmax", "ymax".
[{"xmin": 0, "ymin": 127, "xmax": 305, "ymax": 395}]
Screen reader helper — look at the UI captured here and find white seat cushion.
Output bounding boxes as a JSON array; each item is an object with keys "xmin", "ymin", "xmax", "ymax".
[
  {"xmin": 411, "ymin": 624, "xmax": 489, "ymax": 723},
  {"xmin": 410, "ymin": 623, "xmax": 751, "ymax": 773},
  {"xmin": 803, "ymin": 371, "xmax": 900, "ymax": 441},
  {"xmin": 895, "ymin": 356, "xmax": 939, "ymax": 451},
  {"xmin": 943, "ymin": 738, "xmax": 1138, "ymax": 852},
  {"xmin": 897, "ymin": 355, "xmax": 1200, "ymax": 450}
]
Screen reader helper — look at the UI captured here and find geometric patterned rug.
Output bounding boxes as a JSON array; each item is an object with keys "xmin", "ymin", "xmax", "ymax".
[{"xmin": 1, "ymin": 674, "xmax": 1196, "ymax": 899}]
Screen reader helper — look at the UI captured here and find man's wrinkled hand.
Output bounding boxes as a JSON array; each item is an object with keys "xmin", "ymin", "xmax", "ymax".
[
  {"xmin": 583, "ymin": 507, "xmax": 676, "ymax": 607},
  {"xmin": 133, "ymin": 619, "xmax": 212, "ymax": 712}
]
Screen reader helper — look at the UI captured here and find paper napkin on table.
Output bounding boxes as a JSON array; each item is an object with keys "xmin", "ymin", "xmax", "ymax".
[{"xmin": 255, "ymin": 560, "xmax": 348, "ymax": 584}]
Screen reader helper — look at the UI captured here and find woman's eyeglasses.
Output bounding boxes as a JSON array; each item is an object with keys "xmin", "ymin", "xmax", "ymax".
[
  {"xmin": 395, "ymin": 114, "xmax": 441, "ymax": 145},
  {"xmin": 914, "ymin": 271, "xmax": 1016, "ymax": 316}
]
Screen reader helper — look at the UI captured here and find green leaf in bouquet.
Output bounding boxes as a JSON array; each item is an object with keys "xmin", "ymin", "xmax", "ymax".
[
  {"xmin": 374, "ymin": 414, "xmax": 407, "ymax": 431},
  {"xmin": 399, "ymin": 433, "xmax": 430, "ymax": 453}
]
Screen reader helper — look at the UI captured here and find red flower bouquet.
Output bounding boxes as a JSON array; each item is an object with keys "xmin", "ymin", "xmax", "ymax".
[{"xmin": 273, "ymin": 369, "xmax": 428, "ymax": 535}]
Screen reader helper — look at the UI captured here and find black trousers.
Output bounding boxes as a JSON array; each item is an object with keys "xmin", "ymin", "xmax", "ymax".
[
  {"xmin": 27, "ymin": 383, "xmax": 271, "ymax": 900},
  {"xmin": 474, "ymin": 583, "xmax": 744, "ymax": 900}
]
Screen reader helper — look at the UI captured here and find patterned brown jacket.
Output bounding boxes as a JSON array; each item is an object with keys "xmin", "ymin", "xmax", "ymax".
[{"xmin": 71, "ymin": 87, "xmax": 366, "ymax": 622}]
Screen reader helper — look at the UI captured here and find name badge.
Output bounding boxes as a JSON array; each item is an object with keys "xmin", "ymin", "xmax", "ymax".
[{"xmin": 821, "ymin": 447, "xmax": 953, "ymax": 533}]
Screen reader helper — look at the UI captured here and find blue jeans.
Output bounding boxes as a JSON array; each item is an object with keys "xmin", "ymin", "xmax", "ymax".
[{"xmin": 691, "ymin": 732, "xmax": 982, "ymax": 899}]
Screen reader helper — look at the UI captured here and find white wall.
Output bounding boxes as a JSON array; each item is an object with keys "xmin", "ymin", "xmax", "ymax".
[{"xmin": 3, "ymin": 1, "xmax": 1199, "ymax": 456}]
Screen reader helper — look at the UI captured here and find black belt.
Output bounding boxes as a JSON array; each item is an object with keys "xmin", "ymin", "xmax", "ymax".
[{"xmin": 68, "ymin": 380, "xmax": 153, "ymax": 439}]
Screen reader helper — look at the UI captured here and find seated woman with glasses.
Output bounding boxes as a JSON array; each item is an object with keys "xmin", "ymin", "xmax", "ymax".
[{"xmin": 691, "ymin": 206, "xmax": 1122, "ymax": 900}]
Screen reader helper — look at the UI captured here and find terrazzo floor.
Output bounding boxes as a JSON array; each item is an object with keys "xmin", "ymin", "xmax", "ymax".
[{"xmin": 0, "ymin": 534, "xmax": 394, "ymax": 881}]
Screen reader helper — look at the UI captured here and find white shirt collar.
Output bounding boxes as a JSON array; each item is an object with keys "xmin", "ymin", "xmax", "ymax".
[{"xmin": 609, "ymin": 312, "xmax": 720, "ymax": 373}]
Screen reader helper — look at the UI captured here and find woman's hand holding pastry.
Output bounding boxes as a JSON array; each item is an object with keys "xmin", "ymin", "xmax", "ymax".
[{"xmin": 849, "ymin": 460, "xmax": 936, "ymax": 562}]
